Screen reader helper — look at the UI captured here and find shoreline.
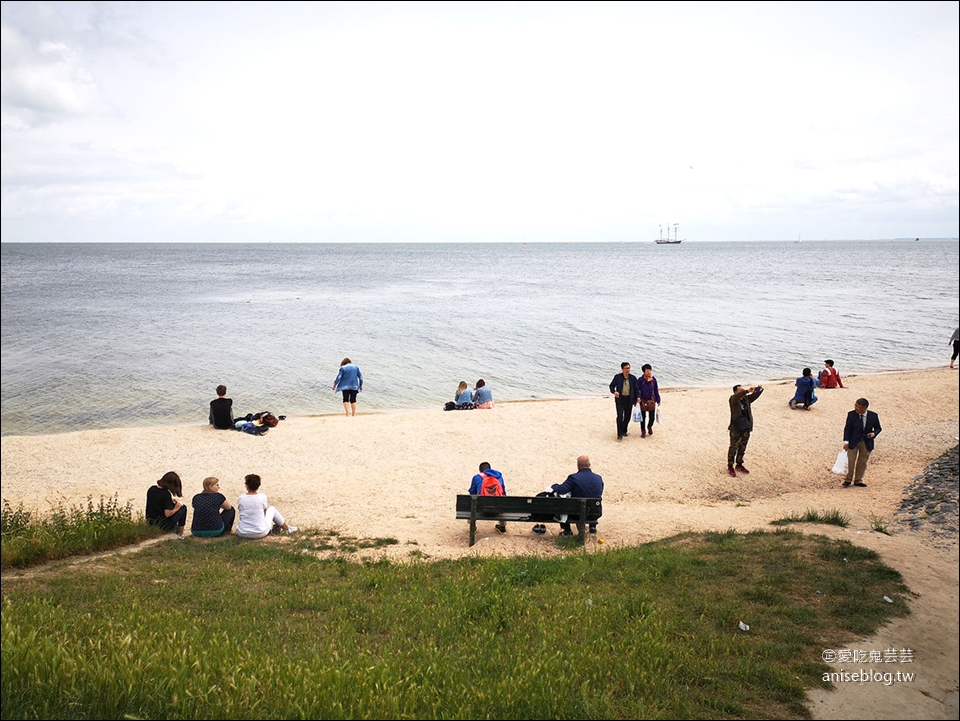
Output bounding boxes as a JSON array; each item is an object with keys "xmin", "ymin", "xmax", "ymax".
[{"xmin": 3, "ymin": 364, "xmax": 952, "ymax": 440}]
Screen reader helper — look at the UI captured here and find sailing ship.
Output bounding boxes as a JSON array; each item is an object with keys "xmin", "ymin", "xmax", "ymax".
[{"xmin": 655, "ymin": 223, "xmax": 684, "ymax": 244}]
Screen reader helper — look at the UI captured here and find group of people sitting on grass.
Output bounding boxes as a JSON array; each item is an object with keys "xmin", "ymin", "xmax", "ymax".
[{"xmin": 145, "ymin": 471, "xmax": 297, "ymax": 540}]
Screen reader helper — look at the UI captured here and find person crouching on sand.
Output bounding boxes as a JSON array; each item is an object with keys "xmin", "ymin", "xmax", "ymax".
[{"xmin": 236, "ymin": 474, "xmax": 297, "ymax": 538}]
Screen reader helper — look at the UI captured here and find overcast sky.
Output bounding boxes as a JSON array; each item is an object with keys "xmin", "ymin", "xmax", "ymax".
[{"xmin": 1, "ymin": 1, "xmax": 957, "ymax": 243}]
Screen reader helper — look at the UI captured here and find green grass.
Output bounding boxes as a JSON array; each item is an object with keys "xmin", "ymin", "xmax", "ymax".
[
  {"xmin": 1, "ymin": 496, "xmax": 159, "ymax": 570},
  {"xmin": 1, "ymin": 528, "xmax": 910, "ymax": 719},
  {"xmin": 769, "ymin": 509, "xmax": 850, "ymax": 528},
  {"xmin": 869, "ymin": 514, "xmax": 893, "ymax": 536}
]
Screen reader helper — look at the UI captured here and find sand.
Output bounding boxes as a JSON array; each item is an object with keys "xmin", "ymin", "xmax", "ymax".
[{"xmin": 2, "ymin": 368, "xmax": 958, "ymax": 718}]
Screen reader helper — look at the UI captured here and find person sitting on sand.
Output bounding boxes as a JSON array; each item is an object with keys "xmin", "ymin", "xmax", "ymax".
[
  {"xmin": 474, "ymin": 379, "xmax": 494, "ymax": 409},
  {"xmin": 145, "ymin": 471, "xmax": 187, "ymax": 539},
  {"xmin": 789, "ymin": 368, "xmax": 819, "ymax": 410},
  {"xmin": 190, "ymin": 476, "xmax": 236, "ymax": 538},
  {"xmin": 236, "ymin": 474, "xmax": 297, "ymax": 539},
  {"xmin": 209, "ymin": 385, "xmax": 235, "ymax": 429},
  {"xmin": 468, "ymin": 461, "xmax": 507, "ymax": 534},
  {"xmin": 455, "ymin": 381, "xmax": 474, "ymax": 407},
  {"xmin": 818, "ymin": 360, "xmax": 844, "ymax": 389}
]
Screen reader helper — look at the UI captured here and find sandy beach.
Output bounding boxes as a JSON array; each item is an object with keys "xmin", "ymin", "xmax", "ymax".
[{"xmin": 2, "ymin": 368, "xmax": 958, "ymax": 718}]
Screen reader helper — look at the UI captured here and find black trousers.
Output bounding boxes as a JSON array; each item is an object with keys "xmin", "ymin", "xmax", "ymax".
[{"xmin": 616, "ymin": 396, "xmax": 634, "ymax": 437}]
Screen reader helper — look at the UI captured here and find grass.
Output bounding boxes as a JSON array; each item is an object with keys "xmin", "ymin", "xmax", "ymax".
[
  {"xmin": 869, "ymin": 514, "xmax": 893, "ymax": 536},
  {"xmin": 769, "ymin": 509, "xmax": 850, "ymax": 528},
  {"xmin": 1, "ymin": 527, "xmax": 910, "ymax": 719},
  {"xmin": 1, "ymin": 497, "xmax": 159, "ymax": 570}
]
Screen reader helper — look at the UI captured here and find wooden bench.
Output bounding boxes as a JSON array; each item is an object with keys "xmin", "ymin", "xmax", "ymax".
[{"xmin": 455, "ymin": 495, "xmax": 602, "ymax": 547}]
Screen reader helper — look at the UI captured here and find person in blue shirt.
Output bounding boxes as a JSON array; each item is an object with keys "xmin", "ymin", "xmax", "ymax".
[
  {"xmin": 551, "ymin": 455, "xmax": 604, "ymax": 536},
  {"xmin": 455, "ymin": 381, "xmax": 474, "ymax": 407},
  {"xmin": 332, "ymin": 357, "xmax": 363, "ymax": 416},
  {"xmin": 789, "ymin": 367, "xmax": 819, "ymax": 410},
  {"xmin": 474, "ymin": 379, "xmax": 494, "ymax": 409},
  {"xmin": 468, "ymin": 461, "xmax": 507, "ymax": 534}
]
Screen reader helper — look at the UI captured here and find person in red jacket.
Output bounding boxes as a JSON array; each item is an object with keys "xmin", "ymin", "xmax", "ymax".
[{"xmin": 818, "ymin": 360, "xmax": 844, "ymax": 389}]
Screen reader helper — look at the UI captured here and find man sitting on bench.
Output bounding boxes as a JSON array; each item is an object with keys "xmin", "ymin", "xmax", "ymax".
[
  {"xmin": 551, "ymin": 455, "xmax": 604, "ymax": 536},
  {"xmin": 468, "ymin": 461, "xmax": 508, "ymax": 535}
]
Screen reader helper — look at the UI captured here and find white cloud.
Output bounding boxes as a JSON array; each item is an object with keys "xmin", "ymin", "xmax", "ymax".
[{"xmin": 1, "ymin": 1, "xmax": 957, "ymax": 241}]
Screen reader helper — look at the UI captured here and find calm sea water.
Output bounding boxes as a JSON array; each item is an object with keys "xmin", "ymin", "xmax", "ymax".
[{"xmin": 2, "ymin": 241, "xmax": 957, "ymax": 436}]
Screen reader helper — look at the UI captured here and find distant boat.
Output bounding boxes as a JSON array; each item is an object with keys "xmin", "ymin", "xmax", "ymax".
[
  {"xmin": 655, "ymin": 223, "xmax": 684, "ymax": 244},
  {"xmin": 795, "ymin": 234, "xmax": 802, "ymax": 243}
]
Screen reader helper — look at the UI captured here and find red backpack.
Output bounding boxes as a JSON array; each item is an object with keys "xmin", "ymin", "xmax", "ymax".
[{"xmin": 479, "ymin": 472, "xmax": 504, "ymax": 496}]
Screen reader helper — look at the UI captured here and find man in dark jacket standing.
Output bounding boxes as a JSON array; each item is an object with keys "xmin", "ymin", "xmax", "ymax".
[
  {"xmin": 727, "ymin": 384, "xmax": 764, "ymax": 477},
  {"xmin": 552, "ymin": 455, "xmax": 604, "ymax": 535},
  {"xmin": 842, "ymin": 398, "xmax": 882, "ymax": 487},
  {"xmin": 609, "ymin": 362, "xmax": 640, "ymax": 440}
]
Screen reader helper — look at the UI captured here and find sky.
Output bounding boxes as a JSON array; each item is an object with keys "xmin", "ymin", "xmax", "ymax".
[{"xmin": 1, "ymin": 1, "xmax": 958, "ymax": 243}]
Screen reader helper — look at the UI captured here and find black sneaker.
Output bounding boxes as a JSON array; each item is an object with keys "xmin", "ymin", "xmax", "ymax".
[
  {"xmin": 495, "ymin": 524, "xmax": 507, "ymax": 535},
  {"xmin": 559, "ymin": 529, "xmax": 573, "ymax": 537},
  {"xmin": 588, "ymin": 524, "xmax": 597, "ymax": 534},
  {"xmin": 532, "ymin": 524, "xmax": 546, "ymax": 535}
]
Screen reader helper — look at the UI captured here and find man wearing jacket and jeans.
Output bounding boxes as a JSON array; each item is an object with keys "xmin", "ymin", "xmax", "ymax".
[{"xmin": 609, "ymin": 362, "xmax": 640, "ymax": 440}]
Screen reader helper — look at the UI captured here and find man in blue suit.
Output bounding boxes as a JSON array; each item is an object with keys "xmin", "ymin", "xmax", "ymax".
[{"xmin": 842, "ymin": 398, "xmax": 882, "ymax": 487}]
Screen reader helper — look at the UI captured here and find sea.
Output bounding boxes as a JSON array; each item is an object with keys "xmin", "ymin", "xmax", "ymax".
[{"xmin": 2, "ymin": 240, "xmax": 957, "ymax": 437}]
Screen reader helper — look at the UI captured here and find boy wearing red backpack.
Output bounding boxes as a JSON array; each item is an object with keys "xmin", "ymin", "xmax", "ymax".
[{"xmin": 468, "ymin": 461, "xmax": 508, "ymax": 535}]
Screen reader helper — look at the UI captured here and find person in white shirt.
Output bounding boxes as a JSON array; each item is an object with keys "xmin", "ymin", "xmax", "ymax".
[{"xmin": 236, "ymin": 474, "xmax": 297, "ymax": 539}]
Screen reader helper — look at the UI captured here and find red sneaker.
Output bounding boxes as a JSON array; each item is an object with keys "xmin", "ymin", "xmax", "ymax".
[
  {"xmin": 735, "ymin": 464, "xmax": 750, "ymax": 474},
  {"xmin": 726, "ymin": 467, "xmax": 737, "ymax": 477}
]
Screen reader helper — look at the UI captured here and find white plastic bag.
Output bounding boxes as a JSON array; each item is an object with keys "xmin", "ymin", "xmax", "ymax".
[
  {"xmin": 655, "ymin": 406, "xmax": 663, "ymax": 425},
  {"xmin": 633, "ymin": 407, "xmax": 643, "ymax": 424},
  {"xmin": 831, "ymin": 449, "xmax": 848, "ymax": 475}
]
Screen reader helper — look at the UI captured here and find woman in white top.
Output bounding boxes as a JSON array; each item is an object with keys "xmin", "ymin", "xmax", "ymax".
[{"xmin": 236, "ymin": 474, "xmax": 297, "ymax": 539}]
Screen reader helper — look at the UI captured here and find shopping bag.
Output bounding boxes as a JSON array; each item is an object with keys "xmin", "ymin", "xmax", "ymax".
[
  {"xmin": 633, "ymin": 407, "xmax": 643, "ymax": 424},
  {"xmin": 655, "ymin": 406, "xmax": 663, "ymax": 425},
  {"xmin": 831, "ymin": 449, "xmax": 848, "ymax": 475}
]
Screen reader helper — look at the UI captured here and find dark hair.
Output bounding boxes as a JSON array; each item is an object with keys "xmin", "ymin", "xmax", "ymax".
[
  {"xmin": 641, "ymin": 364, "xmax": 652, "ymax": 372},
  {"xmin": 856, "ymin": 398, "xmax": 869, "ymax": 408},
  {"xmin": 158, "ymin": 471, "xmax": 183, "ymax": 496},
  {"xmin": 802, "ymin": 367, "xmax": 812, "ymax": 376},
  {"xmin": 216, "ymin": 384, "xmax": 227, "ymax": 396},
  {"xmin": 475, "ymin": 379, "xmax": 486, "ymax": 389},
  {"xmin": 479, "ymin": 461, "xmax": 491, "ymax": 472},
  {"xmin": 733, "ymin": 385, "xmax": 742, "ymax": 393},
  {"xmin": 244, "ymin": 474, "xmax": 262, "ymax": 491},
  {"xmin": 824, "ymin": 359, "xmax": 834, "ymax": 367},
  {"xmin": 341, "ymin": 358, "xmax": 351, "ymax": 366},
  {"xmin": 621, "ymin": 362, "xmax": 630, "ymax": 369}
]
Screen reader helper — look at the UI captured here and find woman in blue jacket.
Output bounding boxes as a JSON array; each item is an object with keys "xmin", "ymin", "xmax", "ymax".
[{"xmin": 333, "ymin": 357, "xmax": 363, "ymax": 416}]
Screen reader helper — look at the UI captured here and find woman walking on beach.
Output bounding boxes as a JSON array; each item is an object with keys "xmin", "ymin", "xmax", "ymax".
[
  {"xmin": 190, "ymin": 476, "xmax": 236, "ymax": 537},
  {"xmin": 637, "ymin": 364, "xmax": 661, "ymax": 438},
  {"xmin": 333, "ymin": 357, "xmax": 363, "ymax": 416},
  {"xmin": 236, "ymin": 474, "xmax": 297, "ymax": 539},
  {"xmin": 145, "ymin": 471, "xmax": 187, "ymax": 539}
]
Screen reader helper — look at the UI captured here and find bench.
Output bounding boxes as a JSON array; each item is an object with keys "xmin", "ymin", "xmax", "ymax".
[{"xmin": 455, "ymin": 495, "xmax": 602, "ymax": 547}]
